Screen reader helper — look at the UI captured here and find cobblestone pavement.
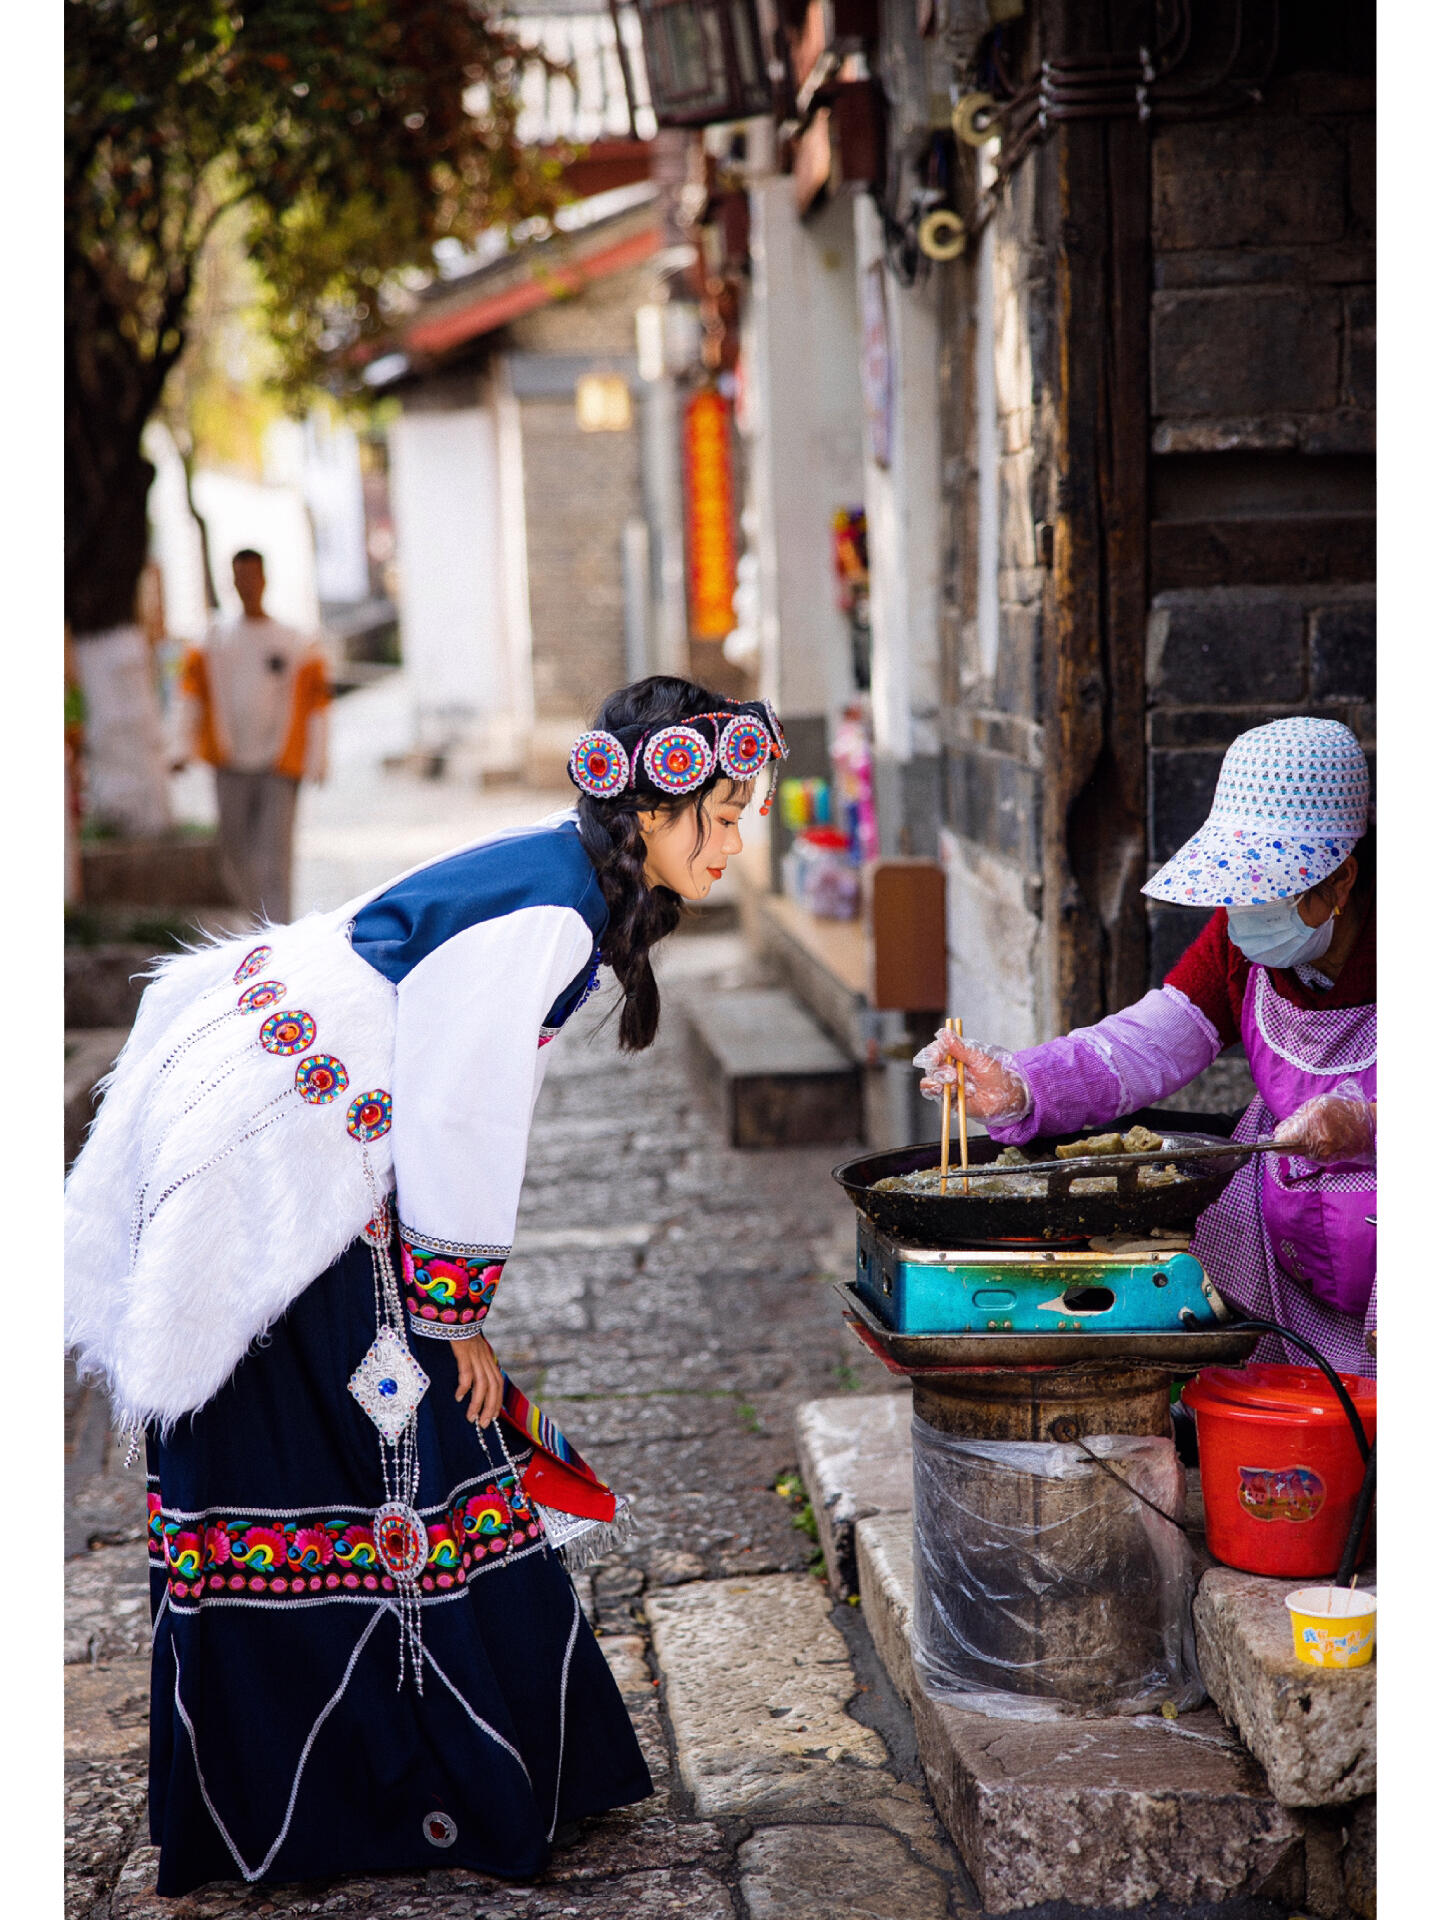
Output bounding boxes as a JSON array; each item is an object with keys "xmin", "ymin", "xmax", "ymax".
[{"xmin": 66, "ymin": 925, "xmax": 985, "ymax": 1919}]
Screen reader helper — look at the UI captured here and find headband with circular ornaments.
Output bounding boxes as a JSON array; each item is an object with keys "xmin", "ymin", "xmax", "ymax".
[{"xmin": 568, "ymin": 704, "xmax": 789, "ymax": 814}]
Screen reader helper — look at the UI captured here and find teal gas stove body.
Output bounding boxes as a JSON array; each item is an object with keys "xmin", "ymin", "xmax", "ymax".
[{"xmin": 854, "ymin": 1217, "xmax": 1227, "ymax": 1337}]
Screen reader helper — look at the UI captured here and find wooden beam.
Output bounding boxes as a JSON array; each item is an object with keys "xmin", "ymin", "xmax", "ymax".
[{"xmin": 1038, "ymin": 0, "xmax": 1151, "ymax": 1035}]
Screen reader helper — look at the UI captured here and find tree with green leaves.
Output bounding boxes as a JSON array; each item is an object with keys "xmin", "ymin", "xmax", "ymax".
[{"xmin": 66, "ymin": 0, "xmax": 562, "ymax": 637}]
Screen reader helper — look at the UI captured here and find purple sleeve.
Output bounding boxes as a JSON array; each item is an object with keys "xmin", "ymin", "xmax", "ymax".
[{"xmin": 988, "ymin": 987, "xmax": 1223, "ymax": 1146}]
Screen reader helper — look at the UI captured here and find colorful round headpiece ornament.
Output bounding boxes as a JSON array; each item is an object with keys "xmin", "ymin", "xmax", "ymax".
[
  {"xmin": 717, "ymin": 714, "xmax": 773, "ymax": 782},
  {"xmin": 569, "ymin": 730, "xmax": 629, "ymax": 800},
  {"xmin": 642, "ymin": 725, "xmax": 715, "ymax": 795}
]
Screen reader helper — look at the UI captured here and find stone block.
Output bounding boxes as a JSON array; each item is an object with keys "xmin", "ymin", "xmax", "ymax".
[
  {"xmin": 1349, "ymin": 122, "xmax": 1375, "ymax": 234},
  {"xmin": 1152, "ymin": 288, "xmax": 1341, "ymax": 418},
  {"xmin": 1148, "ymin": 748, "xmax": 1227, "ymax": 865},
  {"xmin": 644, "ymin": 1573, "xmax": 890, "ymax": 1817},
  {"xmin": 738, "ymin": 1823, "xmax": 951, "ymax": 1920},
  {"xmin": 856, "ymin": 1512, "xmax": 916, "ymax": 1706},
  {"xmin": 944, "ymin": 749, "xmax": 1041, "ymax": 871},
  {"xmin": 1193, "ymin": 1566, "xmax": 1376, "ymax": 1807},
  {"xmin": 1153, "ymin": 119, "xmax": 1347, "ymax": 252},
  {"xmin": 1311, "ymin": 598, "xmax": 1377, "ymax": 702},
  {"xmin": 683, "ymin": 987, "xmax": 861, "ymax": 1149},
  {"xmin": 65, "ymin": 1656, "xmax": 152, "ymax": 1762},
  {"xmin": 994, "ymin": 601, "xmax": 1042, "ymax": 717},
  {"xmin": 1342, "ymin": 285, "xmax": 1376, "ymax": 410},
  {"xmin": 795, "ymin": 1394, "xmax": 913, "ymax": 1598},
  {"xmin": 1147, "ymin": 589, "xmax": 1305, "ymax": 706},
  {"xmin": 1343, "ymin": 1794, "xmax": 1377, "ymax": 1919},
  {"xmin": 853, "ymin": 1507, "xmax": 1304, "ymax": 1907}
]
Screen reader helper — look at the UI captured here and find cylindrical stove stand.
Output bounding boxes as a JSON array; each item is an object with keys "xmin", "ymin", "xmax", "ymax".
[
  {"xmin": 911, "ymin": 1363, "xmax": 1173, "ymax": 1442},
  {"xmin": 910, "ymin": 1384, "xmax": 1190, "ymax": 1712}
]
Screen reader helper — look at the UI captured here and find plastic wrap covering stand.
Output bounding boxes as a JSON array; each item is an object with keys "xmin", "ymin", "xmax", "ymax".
[{"xmin": 910, "ymin": 1415, "xmax": 1204, "ymax": 1721}]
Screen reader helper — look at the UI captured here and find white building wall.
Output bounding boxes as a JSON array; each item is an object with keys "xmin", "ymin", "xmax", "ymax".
[
  {"xmin": 852, "ymin": 195, "xmax": 943, "ymax": 764},
  {"xmin": 388, "ymin": 401, "xmax": 508, "ymax": 752},
  {"xmin": 745, "ymin": 180, "xmax": 865, "ymax": 724}
]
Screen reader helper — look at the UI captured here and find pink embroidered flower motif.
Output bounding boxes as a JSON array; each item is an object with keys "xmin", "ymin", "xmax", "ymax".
[
  {"xmin": 166, "ymin": 1530, "xmax": 203, "ymax": 1578},
  {"xmin": 333, "ymin": 1525, "xmax": 378, "ymax": 1569},
  {"xmin": 289, "ymin": 1526, "xmax": 335, "ymax": 1573},
  {"xmin": 426, "ymin": 1523, "xmax": 462, "ymax": 1572},
  {"xmin": 203, "ymin": 1525, "xmax": 232, "ymax": 1570},
  {"xmin": 232, "ymin": 1525, "xmax": 290, "ymax": 1572},
  {"xmin": 473, "ymin": 1264, "xmax": 503, "ymax": 1308}
]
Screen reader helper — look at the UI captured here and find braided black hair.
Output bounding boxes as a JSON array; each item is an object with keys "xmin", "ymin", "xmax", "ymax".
[{"xmin": 576, "ymin": 675, "xmax": 759, "ymax": 1052}]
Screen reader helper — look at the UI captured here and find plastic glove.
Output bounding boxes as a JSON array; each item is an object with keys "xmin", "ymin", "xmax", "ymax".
[
  {"xmin": 912, "ymin": 1029, "xmax": 1032, "ymax": 1125},
  {"xmin": 1273, "ymin": 1080, "xmax": 1376, "ymax": 1166}
]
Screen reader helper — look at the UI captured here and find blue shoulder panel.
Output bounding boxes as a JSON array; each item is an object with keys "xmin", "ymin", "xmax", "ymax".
[{"xmin": 351, "ymin": 821, "xmax": 608, "ymax": 1008}]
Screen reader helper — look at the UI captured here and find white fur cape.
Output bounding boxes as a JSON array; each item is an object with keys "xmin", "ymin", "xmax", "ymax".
[{"xmin": 64, "ymin": 909, "xmax": 398, "ymax": 1431}]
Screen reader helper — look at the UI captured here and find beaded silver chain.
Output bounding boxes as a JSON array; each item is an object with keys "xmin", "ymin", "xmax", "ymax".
[{"xmin": 361, "ymin": 1159, "xmax": 426, "ymax": 1692}]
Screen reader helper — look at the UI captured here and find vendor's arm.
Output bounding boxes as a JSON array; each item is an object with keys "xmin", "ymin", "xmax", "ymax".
[{"xmin": 383, "ymin": 902, "xmax": 597, "ymax": 1341}]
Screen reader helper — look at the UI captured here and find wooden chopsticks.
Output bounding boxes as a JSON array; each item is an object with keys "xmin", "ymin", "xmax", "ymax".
[{"xmin": 940, "ymin": 1015, "xmax": 970, "ymax": 1195}]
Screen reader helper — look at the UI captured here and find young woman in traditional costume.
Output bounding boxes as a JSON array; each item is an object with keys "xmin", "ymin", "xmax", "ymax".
[
  {"xmin": 916, "ymin": 717, "xmax": 1375, "ymax": 1377},
  {"xmin": 65, "ymin": 675, "xmax": 787, "ymax": 1896}
]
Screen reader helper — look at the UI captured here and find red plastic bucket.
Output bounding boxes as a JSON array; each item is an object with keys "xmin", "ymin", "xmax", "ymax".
[{"xmin": 1181, "ymin": 1364, "xmax": 1376, "ymax": 1578}]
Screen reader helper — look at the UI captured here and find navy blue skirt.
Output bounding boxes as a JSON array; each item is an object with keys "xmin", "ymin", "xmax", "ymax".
[{"xmin": 145, "ymin": 1236, "xmax": 651, "ymax": 1896}]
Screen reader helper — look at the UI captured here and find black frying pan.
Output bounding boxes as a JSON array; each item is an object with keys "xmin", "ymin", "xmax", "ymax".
[{"xmin": 832, "ymin": 1126, "xmax": 1248, "ymax": 1246}]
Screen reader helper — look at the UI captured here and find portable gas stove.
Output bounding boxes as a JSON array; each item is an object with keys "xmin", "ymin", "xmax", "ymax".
[{"xmin": 830, "ymin": 1125, "xmax": 1262, "ymax": 1437}]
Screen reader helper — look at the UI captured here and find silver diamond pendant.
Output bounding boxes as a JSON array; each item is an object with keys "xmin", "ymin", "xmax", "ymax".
[{"xmin": 348, "ymin": 1327, "xmax": 429, "ymax": 1441}]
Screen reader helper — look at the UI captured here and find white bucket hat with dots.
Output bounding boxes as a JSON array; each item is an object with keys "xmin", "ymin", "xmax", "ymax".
[{"xmin": 1142, "ymin": 716, "xmax": 1371, "ymax": 908}]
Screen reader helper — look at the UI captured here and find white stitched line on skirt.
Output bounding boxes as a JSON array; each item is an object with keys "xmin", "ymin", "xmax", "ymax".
[
  {"xmin": 172, "ymin": 1603, "xmax": 388, "ymax": 1883},
  {"xmin": 150, "ymin": 1589, "xmax": 170, "ymax": 1648},
  {"xmin": 1253, "ymin": 969, "xmax": 1377, "ymax": 1075},
  {"xmin": 549, "ymin": 1588, "xmax": 582, "ymax": 1841},
  {"xmin": 149, "ymin": 1457, "xmax": 534, "ymax": 1526},
  {"xmin": 421, "ymin": 1643, "xmax": 533, "ymax": 1787}
]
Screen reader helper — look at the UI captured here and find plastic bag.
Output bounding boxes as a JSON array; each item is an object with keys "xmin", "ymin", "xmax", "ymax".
[{"xmin": 910, "ymin": 1419, "xmax": 1204, "ymax": 1720}]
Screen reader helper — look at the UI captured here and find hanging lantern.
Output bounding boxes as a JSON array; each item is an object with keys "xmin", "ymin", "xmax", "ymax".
[{"xmin": 634, "ymin": 0, "xmax": 773, "ymax": 128}]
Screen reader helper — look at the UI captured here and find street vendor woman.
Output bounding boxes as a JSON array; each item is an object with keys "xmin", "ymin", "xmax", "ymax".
[
  {"xmin": 64, "ymin": 675, "xmax": 787, "ymax": 1896},
  {"xmin": 917, "ymin": 717, "xmax": 1375, "ymax": 1377}
]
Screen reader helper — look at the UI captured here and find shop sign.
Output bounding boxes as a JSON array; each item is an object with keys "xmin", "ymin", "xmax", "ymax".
[{"xmin": 683, "ymin": 387, "xmax": 737, "ymax": 639}]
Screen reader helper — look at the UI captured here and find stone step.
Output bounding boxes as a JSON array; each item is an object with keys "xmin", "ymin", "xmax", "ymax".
[
  {"xmin": 799, "ymin": 1393, "xmax": 1316, "ymax": 1912},
  {"xmin": 683, "ymin": 986, "xmax": 861, "ymax": 1148}
]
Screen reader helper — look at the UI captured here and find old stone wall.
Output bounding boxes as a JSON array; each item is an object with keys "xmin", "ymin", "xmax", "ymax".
[{"xmin": 1145, "ymin": 70, "xmax": 1375, "ymax": 982}]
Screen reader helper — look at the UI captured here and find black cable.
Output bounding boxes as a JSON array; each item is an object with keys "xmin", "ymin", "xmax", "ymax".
[{"xmin": 1334, "ymin": 1441, "xmax": 1377, "ymax": 1589}]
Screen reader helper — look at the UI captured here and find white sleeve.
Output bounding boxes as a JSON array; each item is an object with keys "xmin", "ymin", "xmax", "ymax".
[{"xmin": 387, "ymin": 903, "xmax": 594, "ymax": 1337}]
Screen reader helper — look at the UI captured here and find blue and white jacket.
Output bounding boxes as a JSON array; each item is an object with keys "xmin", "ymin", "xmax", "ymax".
[{"xmin": 64, "ymin": 814, "xmax": 609, "ymax": 1428}]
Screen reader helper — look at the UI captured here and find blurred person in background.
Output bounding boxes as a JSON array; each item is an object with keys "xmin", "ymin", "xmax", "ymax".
[{"xmin": 173, "ymin": 547, "xmax": 331, "ymax": 922}]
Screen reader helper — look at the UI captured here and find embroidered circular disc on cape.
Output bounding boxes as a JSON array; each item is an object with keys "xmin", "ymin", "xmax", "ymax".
[
  {"xmin": 233, "ymin": 946, "xmax": 273, "ymax": 983},
  {"xmin": 642, "ymin": 725, "xmax": 714, "ymax": 794},
  {"xmin": 718, "ymin": 715, "xmax": 772, "ymax": 781},
  {"xmin": 569, "ymin": 729, "xmax": 629, "ymax": 798},
  {"xmin": 295, "ymin": 1054, "xmax": 349, "ymax": 1104},
  {"xmin": 346, "ymin": 1089, "xmax": 393, "ymax": 1142},
  {"xmin": 238, "ymin": 980, "xmax": 286, "ymax": 1013},
  {"xmin": 373, "ymin": 1501, "xmax": 428, "ymax": 1581},
  {"xmin": 259, "ymin": 1009, "xmax": 317, "ymax": 1057},
  {"xmin": 422, "ymin": 1811, "xmax": 458, "ymax": 1848}
]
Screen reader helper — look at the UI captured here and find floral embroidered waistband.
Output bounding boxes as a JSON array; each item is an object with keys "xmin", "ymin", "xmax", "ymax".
[{"xmin": 148, "ymin": 1468, "xmax": 542, "ymax": 1605}]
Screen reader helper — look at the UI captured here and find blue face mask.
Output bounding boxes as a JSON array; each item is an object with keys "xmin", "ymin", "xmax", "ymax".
[{"xmin": 1226, "ymin": 898, "xmax": 1335, "ymax": 970}]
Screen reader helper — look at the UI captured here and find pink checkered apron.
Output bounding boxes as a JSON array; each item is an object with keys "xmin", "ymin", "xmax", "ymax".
[{"xmin": 1190, "ymin": 968, "xmax": 1376, "ymax": 1376}]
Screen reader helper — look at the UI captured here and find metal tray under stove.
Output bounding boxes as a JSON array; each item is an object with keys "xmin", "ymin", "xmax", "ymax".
[{"xmin": 837, "ymin": 1281, "xmax": 1262, "ymax": 1373}]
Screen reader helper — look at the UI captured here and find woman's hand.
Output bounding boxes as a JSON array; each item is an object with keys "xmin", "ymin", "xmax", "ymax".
[
  {"xmin": 912, "ymin": 1029, "xmax": 1032, "ymax": 1125},
  {"xmin": 1273, "ymin": 1085, "xmax": 1376, "ymax": 1165},
  {"xmin": 453, "ymin": 1329, "xmax": 504, "ymax": 1427}
]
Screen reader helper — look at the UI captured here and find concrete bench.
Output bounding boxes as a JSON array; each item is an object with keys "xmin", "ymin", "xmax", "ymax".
[{"xmin": 684, "ymin": 986, "xmax": 861, "ymax": 1148}]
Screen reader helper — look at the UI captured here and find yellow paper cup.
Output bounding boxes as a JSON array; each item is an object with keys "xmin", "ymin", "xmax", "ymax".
[{"xmin": 1285, "ymin": 1587, "xmax": 1377, "ymax": 1668}]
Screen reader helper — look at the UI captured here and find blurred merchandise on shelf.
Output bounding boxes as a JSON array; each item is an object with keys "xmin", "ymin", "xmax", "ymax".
[
  {"xmin": 832, "ymin": 507, "xmax": 871, "ymax": 693},
  {"xmin": 831, "ymin": 705, "xmax": 879, "ymax": 864},
  {"xmin": 783, "ymin": 827, "xmax": 860, "ymax": 921},
  {"xmin": 779, "ymin": 776, "xmax": 832, "ymax": 831}
]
